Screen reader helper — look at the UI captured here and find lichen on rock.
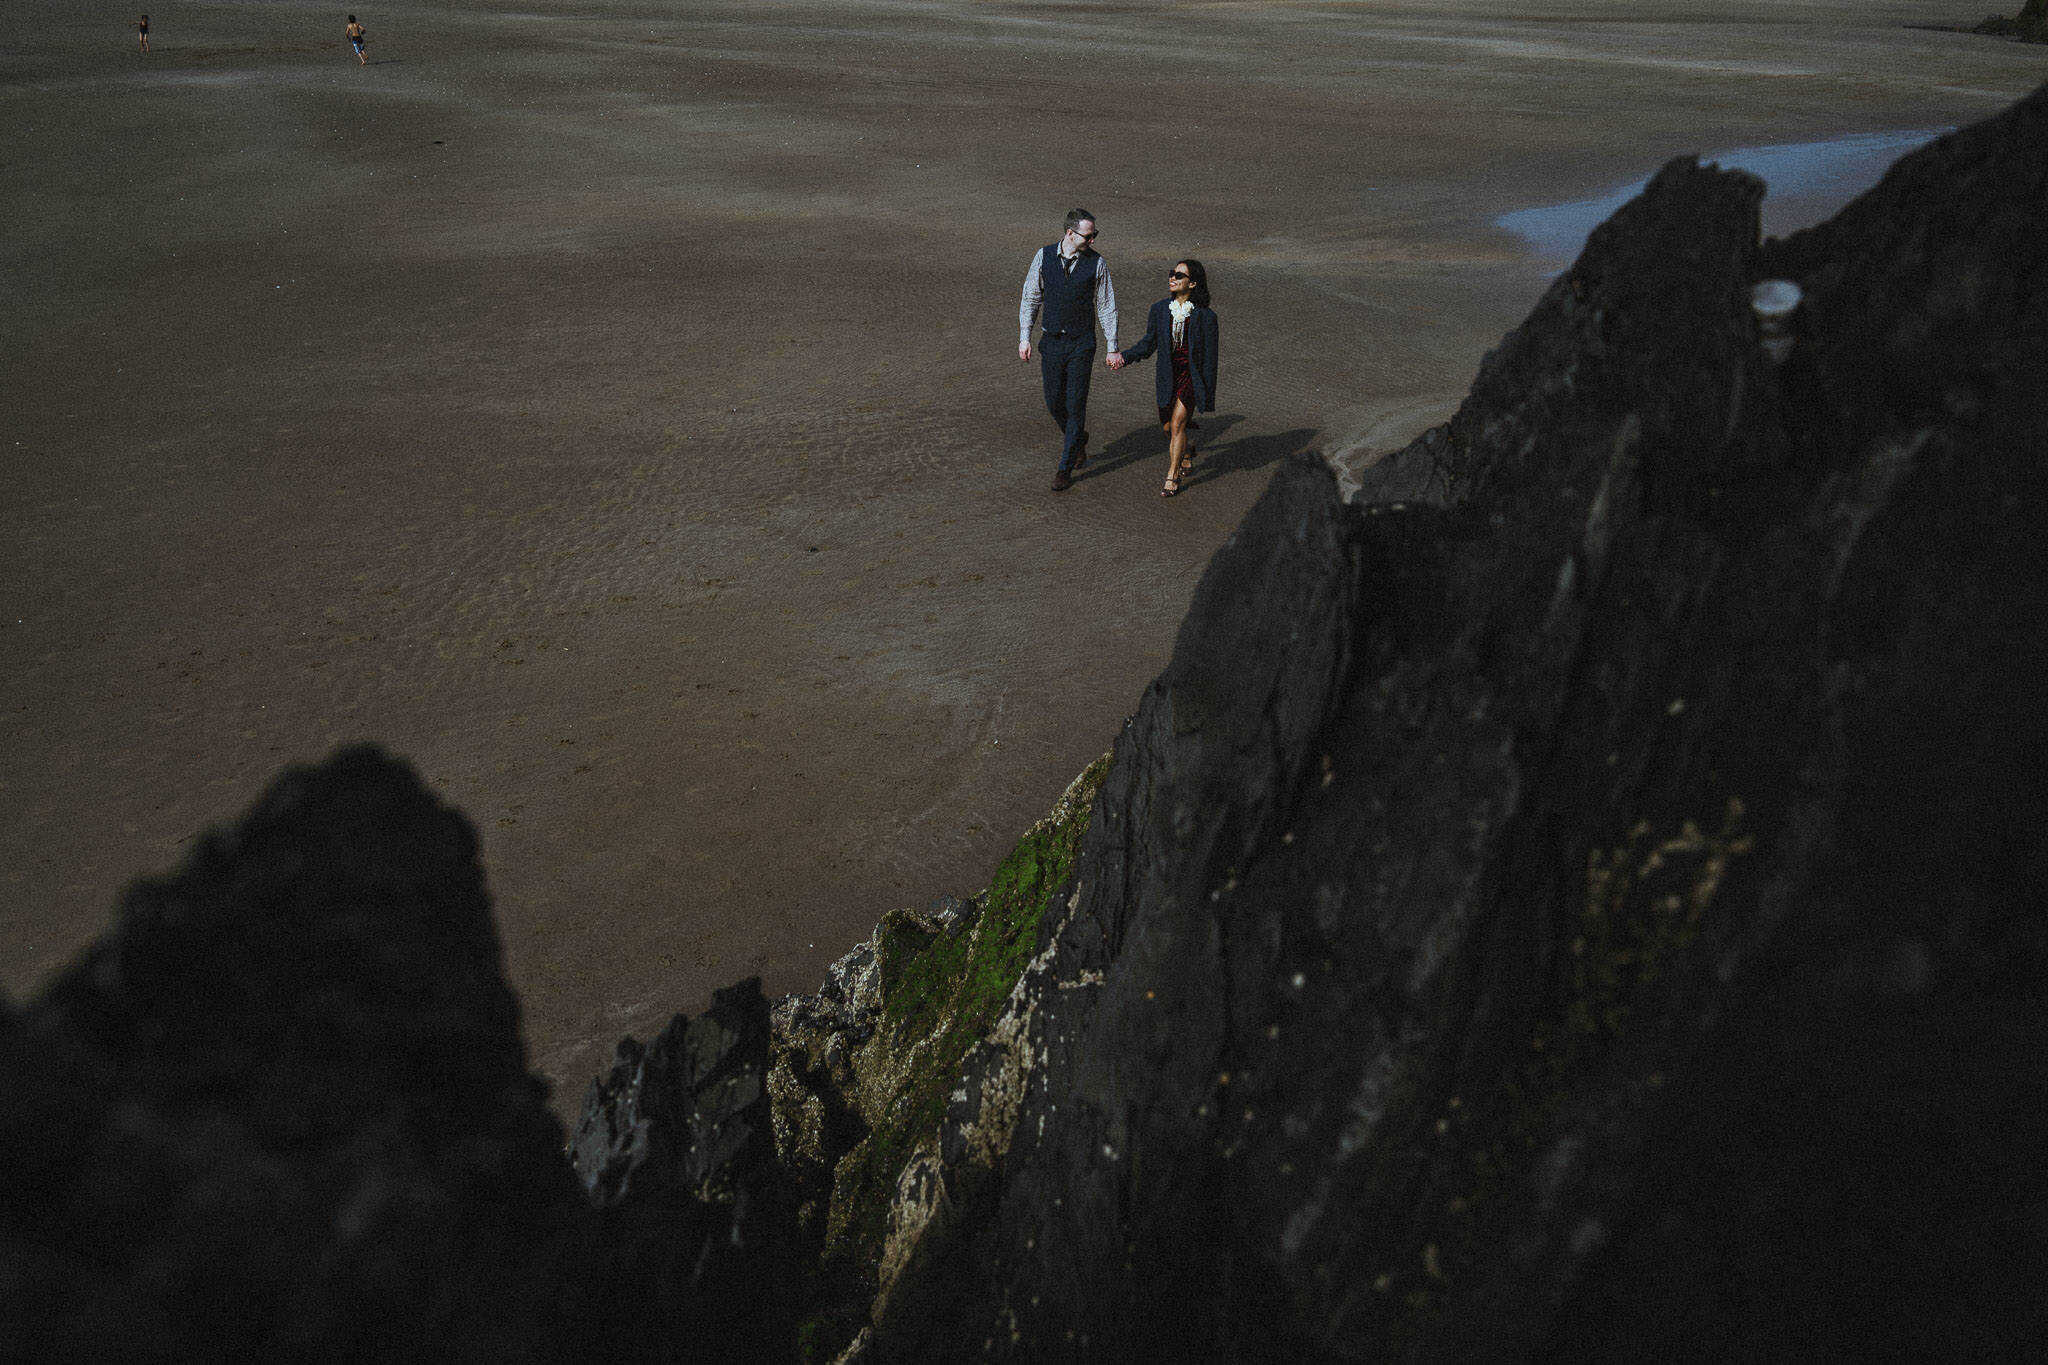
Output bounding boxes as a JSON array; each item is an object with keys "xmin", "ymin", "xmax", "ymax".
[{"xmin": 764, "ymin": 751, "xmax": 1113, "ymax": 1356}]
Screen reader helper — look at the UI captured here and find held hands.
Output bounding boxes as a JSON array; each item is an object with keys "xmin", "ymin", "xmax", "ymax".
[{"xmin": 1018, "ymin": 343, "xmax": 1129, "ymax": 369}]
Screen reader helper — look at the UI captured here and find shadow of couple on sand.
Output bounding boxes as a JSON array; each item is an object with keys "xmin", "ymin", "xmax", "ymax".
[{"xmin": 1073, "ymin": 416, "xmax": 1318, "ymax": 493}]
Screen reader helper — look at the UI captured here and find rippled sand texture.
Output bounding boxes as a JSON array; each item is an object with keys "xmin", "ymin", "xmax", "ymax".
[{"xmin": 2, "ymin": 0, "xmax": 2036, "ymax": 1105}]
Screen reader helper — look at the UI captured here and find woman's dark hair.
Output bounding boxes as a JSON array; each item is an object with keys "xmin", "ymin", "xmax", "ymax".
[{"xmin": 1178, "ymin": 258, "xmax": 1211, "ymax": 310}]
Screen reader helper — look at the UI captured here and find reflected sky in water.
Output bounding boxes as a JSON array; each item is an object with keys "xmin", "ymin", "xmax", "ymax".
[{"xmin": 1497, "ymin": 128, "xmax": 1950, "ymax": 265}]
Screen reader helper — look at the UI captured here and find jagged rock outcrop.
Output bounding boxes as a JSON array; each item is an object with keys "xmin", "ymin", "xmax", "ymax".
[
  {"xmin": 568, "ymin": 980, "xmax": 795, "ymax": 1355},
  {"xmin": 0, "ymin": 746, "xmax": 591, "ymax": 1357},
  {"xmin": 0, "ymin": 734, "xmax": 1105, "ymax": 1361},
  {"xmin": 864, "ymin": 86, "xmax": 2048, "ymax": 1357},
  {"xmin": 573, "ymin": 981, "xmax": 773, "ymax": 1210},
  {"xmin": 760, "ymin": 760, "xmax": 1109, "ymax": 1353},
  {"xmin": 0, "ymin": 747, "xmax": 808, "ymax": 1358},
  {"xmin": 567, "ymin": 756, "xmax": 1110, "ymax": 1360},
  {"xmin": 1975, "ymin": 0, "xmax": 2048, "ymax": 42}
]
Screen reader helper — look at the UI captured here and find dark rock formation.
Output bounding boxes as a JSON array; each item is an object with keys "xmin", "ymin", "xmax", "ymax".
[
  {"xmin": 0, "ymin": 735, "xmax": 1103, "ymax": 1360},
  {"xmin": 0, "ymin": 745, "xmax": 591, "ymax": 1357},
  {"xmin": 864, "ymin": 85, "xmax": 2048, "ymax": 1358},
  {"xmin": 569, "ymin": 980, "xmax": 795, "ymax": 1356},
  {"xmin": 1975, "ymin": 0, "xmax": 2048, "ymax": 42},
  {"xmin": 573, "ymin": 981, "xmax": 773, "ymax": 1210}
]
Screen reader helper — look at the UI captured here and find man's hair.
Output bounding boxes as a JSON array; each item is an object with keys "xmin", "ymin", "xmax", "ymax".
[{"xmin": 1064, "ymin": 208, "xmax": 1096, "ymax": 233}]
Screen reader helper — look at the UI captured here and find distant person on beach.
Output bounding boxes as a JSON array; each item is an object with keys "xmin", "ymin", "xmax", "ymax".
[
  {"xmin": 1110, "ymin": 259, "xmax": 1218, "ymax": 497},
  {"xmin": 136, "ymin": 14, "xmax": 149, "ymax": 52},
  {"xmin": 346, "ymin": 14, "xmax": 367, "ymax": 65},
  {"xmin": 1018, "ymin": 208, "xmax": 1119, "ymax": 493}
]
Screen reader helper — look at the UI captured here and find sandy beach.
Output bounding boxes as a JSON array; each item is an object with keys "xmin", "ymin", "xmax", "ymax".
[{"xmin": 2, "ymin": 0, "xmax": 2036, "ymax": 1109}]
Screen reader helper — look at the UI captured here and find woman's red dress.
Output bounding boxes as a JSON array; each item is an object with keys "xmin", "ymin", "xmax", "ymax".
[{"xmin": 1161, "ymin": 333, "xmax": 1197, "ymax": 424}]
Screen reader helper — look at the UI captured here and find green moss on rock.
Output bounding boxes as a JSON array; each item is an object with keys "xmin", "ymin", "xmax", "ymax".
[{"xmin": 821, "ymin": 751, "xmax": 1114, "ymax": 1287}]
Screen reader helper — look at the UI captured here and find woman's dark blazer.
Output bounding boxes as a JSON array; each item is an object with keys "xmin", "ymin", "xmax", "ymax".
[{"xmin": 1120, "ymin": 298, "xmax": 1219, "ymax": 413}]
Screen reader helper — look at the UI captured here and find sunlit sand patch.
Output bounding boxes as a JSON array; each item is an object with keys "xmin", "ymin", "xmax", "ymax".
[
  {"xmin": 1235, "ymin": 230, "xmax": 1531, "ymax": 270},
  {"xmin": 1317, "ymin": 27, "xmax": 1821, "ymax": 77}
]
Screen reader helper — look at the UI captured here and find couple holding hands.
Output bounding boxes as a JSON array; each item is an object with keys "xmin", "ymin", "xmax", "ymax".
[{"xmin": 1017, "ymin": 209, "xmax": 1219, "ymax": 497}]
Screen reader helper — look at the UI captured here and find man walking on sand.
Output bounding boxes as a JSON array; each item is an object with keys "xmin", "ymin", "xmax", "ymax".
[{"xmin": 1019, "ymin": 209, "xmax": 1119, "ymax": 492}]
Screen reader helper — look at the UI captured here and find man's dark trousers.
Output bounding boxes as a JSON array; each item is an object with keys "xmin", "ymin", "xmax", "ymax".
[{"xmin": 1040, "ymin": 332, "xmax": 1093, "ymax": 474}]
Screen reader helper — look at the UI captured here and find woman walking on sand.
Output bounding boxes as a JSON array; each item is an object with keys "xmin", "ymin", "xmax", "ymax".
[
  {"xmin": 345, "ymin": 14, "xmax": 367, "ymax": 65},
  {"xmin": 136, "ymin": 14, "xmax": 149, "ymax": 52},
  {"xmin": 1110, "ymin": 258, "xmax": 1218, "ymax": 497}
]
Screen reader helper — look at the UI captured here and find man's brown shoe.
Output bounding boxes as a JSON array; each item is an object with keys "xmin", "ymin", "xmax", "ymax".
[{"xmin": 1051, "ymin": 470, "xmax": 1073, "ymax": 492}]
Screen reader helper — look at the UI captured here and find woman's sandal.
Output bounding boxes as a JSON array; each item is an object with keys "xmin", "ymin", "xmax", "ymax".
[{"xmin": 1160, "ymin": 473, "xmax": 1180, "ymax": 497}]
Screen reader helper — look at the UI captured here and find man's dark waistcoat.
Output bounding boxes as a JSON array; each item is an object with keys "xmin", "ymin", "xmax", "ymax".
[{"xmin": 1038, "ymin": 244, "xmax": 1100, "ymax": 341}]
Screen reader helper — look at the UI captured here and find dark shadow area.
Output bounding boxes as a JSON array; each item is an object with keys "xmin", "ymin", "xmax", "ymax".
[
  {"xmin": 1071, "ymin": 414, "xmax": 1241, "ymax": 485},
  {"xmin": 1075, "ymin": 414, "xmax": 1299, "ymax": 489}
]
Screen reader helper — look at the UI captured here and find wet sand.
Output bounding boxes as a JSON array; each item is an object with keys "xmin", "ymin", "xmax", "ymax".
[{"xmin": 2, "ymin": 0, "xmax": 2035, "ymax": 1110}]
